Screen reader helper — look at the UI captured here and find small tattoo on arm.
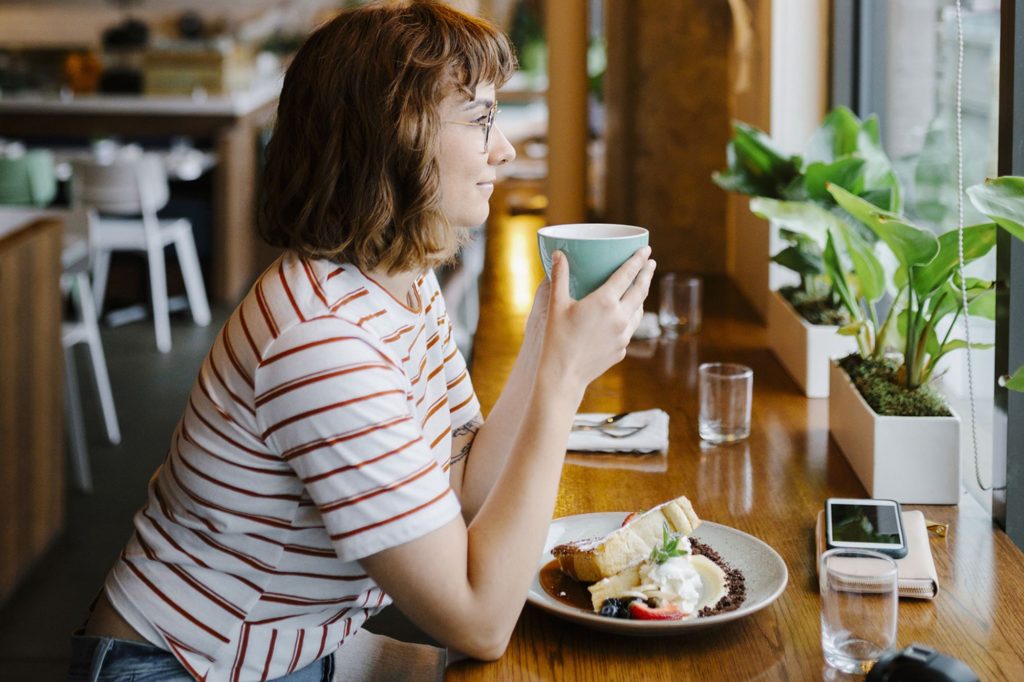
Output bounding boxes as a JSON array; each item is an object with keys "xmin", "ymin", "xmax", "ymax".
[{"xmin": 449, "ymin": 416, "xmax": 482, "ymax": 466}]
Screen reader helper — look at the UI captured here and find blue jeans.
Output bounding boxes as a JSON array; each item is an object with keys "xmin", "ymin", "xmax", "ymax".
[{"xmin": 67, "ymin": 634, "xmax": 335, "ymax": 682}]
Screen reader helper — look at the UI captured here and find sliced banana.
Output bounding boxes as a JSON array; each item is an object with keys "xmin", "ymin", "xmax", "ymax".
[{"xmin": 691, "ymin": 555, "xmax": 728, "ymax": 611}]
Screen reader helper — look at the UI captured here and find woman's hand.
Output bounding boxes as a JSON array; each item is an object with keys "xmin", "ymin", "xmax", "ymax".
[{"xmin": 540, "ymin": 246, "xmax": 656, "ymax": 391}]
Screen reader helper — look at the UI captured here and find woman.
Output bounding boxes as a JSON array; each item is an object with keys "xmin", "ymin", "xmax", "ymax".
[{"xmin": 71, "ymin": 2, "xmax": 655, "ymax": 680}]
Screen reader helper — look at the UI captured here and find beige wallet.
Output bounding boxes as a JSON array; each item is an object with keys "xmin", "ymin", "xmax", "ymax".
[{"xmin": 815, "ymin": 509, "xmax": 939, "ymax": 600}]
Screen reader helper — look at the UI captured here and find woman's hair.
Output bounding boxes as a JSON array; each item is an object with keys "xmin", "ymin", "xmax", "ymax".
[{"xmin": 257, "ymin": 0, "xmax": 516, "ymax": 272}]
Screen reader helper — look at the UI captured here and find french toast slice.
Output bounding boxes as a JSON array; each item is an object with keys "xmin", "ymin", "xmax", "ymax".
[{"xmin": 551, "ymin": 496, "xmax": 701, "ymax": 583}]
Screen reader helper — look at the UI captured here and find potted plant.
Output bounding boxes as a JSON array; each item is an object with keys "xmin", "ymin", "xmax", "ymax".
[
  {"xmin": 824, "ymin": 183, "xmax": 1002, "ymax": 504},
  {"xmin": 714, "ymin": 108, "xmax": 900, "ymax": 397}
]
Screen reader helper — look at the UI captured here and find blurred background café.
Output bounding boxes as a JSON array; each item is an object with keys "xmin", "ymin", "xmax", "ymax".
[{"xmin": 1, "ymin": 0, "xmax": 1022, "ymax": 678}]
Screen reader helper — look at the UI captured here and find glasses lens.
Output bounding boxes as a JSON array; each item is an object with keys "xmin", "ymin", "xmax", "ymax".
[{"xmin": 484, "ymin": 105, "xmax": 497, "ymax": 150}]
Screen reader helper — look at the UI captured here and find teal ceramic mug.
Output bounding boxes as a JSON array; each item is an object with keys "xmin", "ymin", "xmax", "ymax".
[{"xmin": 537, "ymin": 223, "xmax": 649, "ymax": 300}]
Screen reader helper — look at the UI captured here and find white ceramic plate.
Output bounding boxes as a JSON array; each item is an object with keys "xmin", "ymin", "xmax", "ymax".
[{"xmin": 527, "ymin": 512, "xmax": 788, "ymax": 635}]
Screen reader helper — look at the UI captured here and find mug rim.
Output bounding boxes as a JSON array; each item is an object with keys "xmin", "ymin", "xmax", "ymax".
[{"xmin": 538, "ymin": 223, "xmax": 648, "ymax": 241}]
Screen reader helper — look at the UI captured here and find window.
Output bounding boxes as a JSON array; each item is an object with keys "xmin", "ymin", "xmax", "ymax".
[{"xmin": 836, "ymin": 0, "xmax": 1004, "ymax": 512}]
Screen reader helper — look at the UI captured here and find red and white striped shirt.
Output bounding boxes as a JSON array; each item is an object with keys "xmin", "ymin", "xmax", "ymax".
[{"xmin": 104, "ymin": 252, "xmax": 479, "ymax": 681}]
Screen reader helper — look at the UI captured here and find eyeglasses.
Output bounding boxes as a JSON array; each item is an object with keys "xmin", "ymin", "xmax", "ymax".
[{"xmin": 446, "ymin": 101, "xmax": 499, "ymax": 151}]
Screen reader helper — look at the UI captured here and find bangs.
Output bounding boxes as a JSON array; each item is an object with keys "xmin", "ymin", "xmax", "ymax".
[{"xmin": 403, "ymin": 1, "xmax": 518, "ymax": 98}]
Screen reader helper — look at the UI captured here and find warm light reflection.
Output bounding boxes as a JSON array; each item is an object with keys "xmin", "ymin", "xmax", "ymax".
[{"xmin": 505, "ymin": 216, "xmax": 539, "ymax": 316}]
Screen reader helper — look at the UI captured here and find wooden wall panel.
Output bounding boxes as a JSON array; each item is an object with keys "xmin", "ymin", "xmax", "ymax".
[
  {"xmin": 0, "ymin": 218, "xmax": 64, "ymax": 605},
  {"xmin": 604, "ymin": 0, "xmax": 733, "ymax": 275}
]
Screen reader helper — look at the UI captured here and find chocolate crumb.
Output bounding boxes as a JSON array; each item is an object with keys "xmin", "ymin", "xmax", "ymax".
[{"xmin": 690, "ymin": 539, "xmax": 747, "ymax": 617}]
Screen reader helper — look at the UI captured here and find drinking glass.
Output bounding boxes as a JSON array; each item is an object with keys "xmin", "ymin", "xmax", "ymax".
[
  {"xmin": 658, "ymin": 273, "xmax": 702, "ymax": 336},
  {"xmin": 698, "ymin": 362, "xmax": 752, "ymax": 443},
  {"xmin": 819, "ymin": 549, "xmax": 899, "ymax": 674}
]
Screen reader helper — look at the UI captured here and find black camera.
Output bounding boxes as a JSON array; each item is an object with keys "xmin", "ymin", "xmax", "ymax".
[{"xmin": 866, "ymin": 644, "xmax": 979, "ymax": 682}]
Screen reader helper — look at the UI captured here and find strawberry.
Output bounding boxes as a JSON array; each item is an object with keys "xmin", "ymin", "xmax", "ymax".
[
  {"xmin": 620, "ymin": 511, "xmax": 639, "ymax": 527},
  {"xmin": 628, "ymin": 600, "xmax": 687, "ymax": 621}
]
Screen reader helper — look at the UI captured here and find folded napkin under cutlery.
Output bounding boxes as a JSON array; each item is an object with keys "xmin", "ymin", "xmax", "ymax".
[
  {"xmin": 815, "ymin": 510, "xmax": 940, "ymax": 599},
  {"xmin": 567, "ymin": 409, "xmax": 669, "ymax": 454}
]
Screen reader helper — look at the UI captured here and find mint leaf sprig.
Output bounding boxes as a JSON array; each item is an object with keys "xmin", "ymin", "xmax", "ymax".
[{"xmin": 649, "ymin": 522, "xmax": 690, "ymax": 565}]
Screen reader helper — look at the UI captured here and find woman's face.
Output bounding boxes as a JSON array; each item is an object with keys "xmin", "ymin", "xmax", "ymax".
[{"xmin": 437, "ymin": 82, "xmax": 516, "ymax": 230}]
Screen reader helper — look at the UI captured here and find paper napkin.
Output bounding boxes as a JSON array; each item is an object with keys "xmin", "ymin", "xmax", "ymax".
[{"xmin": 567, "ymin": 409, "xmax": 669, "ymax": 454}]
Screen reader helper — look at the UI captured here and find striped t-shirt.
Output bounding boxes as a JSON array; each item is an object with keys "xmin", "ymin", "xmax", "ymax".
[{"xmin": 104, "ymin": 252, "xmax": 479, "ymax": 681}]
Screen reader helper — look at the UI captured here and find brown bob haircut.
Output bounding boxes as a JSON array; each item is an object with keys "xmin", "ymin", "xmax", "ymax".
[{"xmin": 257, "ymin": 0, "xmax": 516, "ymax": 273}]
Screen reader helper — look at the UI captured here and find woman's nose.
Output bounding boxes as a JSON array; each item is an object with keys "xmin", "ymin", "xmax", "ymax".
[{"xmin": 488, "ymin": 125, "xmax": 516, "ymax": 165}]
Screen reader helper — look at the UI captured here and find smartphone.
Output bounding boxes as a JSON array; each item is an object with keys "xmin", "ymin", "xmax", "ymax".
[{"xmin": 825, "ymin": 498, "xmax": 908, "ymax": 559}]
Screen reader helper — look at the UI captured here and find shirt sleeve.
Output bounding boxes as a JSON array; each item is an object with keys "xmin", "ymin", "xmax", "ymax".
[
  {"xmin": 254, "ymin": 316, "xmax": 462, "ymax": 562},
  {"xmin": 426, "ymin": 273, "xmax": 481, "ymax": 428}
]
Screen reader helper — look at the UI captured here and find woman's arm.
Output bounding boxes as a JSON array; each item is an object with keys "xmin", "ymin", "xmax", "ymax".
[
  {"xmin": 448, "ymin": 280, "xmax": 548, "ymax": 520},
  {"xmin": 360, "ymin": 248, "xmax": 655, "ymax": 659}
]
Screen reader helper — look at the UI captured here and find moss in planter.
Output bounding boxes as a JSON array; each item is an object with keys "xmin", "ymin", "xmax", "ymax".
[
  {"xmin": 838, "ymin": 354, "xmax": 952, "ymax": 417},
  {"xmin": 779, "ymin": 286, "xmax": 849, "ymax": 326}
]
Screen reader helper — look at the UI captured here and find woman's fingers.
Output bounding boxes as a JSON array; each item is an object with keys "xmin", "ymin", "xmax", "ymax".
[
  {"xmin": 621, "ymin": 258, "xmax": 656, "ymax": 310},
  {"xmin": 596, "ymin": 247, "xmax": 652, "ymax": 301}
]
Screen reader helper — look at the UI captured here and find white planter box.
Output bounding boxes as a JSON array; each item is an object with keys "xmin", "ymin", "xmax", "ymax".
[
  {"xmin": 828, "ymin": 361, "xmax": 961, "ymax": 505},
  {"xmin": 767, "ymin": 290, "xmax": 857, "ymax": 398}
]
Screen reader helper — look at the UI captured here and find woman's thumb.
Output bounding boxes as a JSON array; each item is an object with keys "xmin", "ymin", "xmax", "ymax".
[{"xmin": 549, "ymin": 250, "xmax": 570, "ymax": 303}]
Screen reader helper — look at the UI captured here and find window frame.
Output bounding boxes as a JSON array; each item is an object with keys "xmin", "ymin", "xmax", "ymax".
[{"xmin": 995, "ymin": 0, "xmax": 1024, "ymax": 546}]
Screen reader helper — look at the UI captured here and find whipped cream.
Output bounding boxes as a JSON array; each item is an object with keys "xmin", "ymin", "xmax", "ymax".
[{"xmin": 637, "ymin": 537, "xmax": 702, "ymax": 612}]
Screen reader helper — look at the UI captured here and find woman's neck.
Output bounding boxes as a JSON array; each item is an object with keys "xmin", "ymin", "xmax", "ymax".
[{"xmin": 364, "ymin": 266, "xmax": 424, "ymax": 309}]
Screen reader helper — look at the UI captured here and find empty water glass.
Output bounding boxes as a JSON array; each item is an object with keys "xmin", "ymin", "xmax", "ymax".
[
  {"xmin": 698, "ymin": 362, "xmax": 752, "ymax": 443},
  {"xmin": 820, "ymin": 549, "xmax": 898, "ymax": 675},
  {"xmin": 658, "ymin": 273, "xmax": 702, "ymax": 336}
]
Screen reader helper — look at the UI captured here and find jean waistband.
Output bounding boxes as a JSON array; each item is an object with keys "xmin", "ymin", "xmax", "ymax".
[{"xmin": 69, "ymin": 634, "xmax": 183, "ymax": 680}]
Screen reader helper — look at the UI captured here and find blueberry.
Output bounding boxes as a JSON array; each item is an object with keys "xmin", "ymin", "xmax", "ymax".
[{"xmin": 599, "ymin": 597, "xmax": 637, "ymax": 619}]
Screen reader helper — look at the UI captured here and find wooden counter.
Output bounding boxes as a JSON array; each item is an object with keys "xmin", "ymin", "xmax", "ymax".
[
  {"xmin": 448, "ymin": 213, "xmax": 1024, "ymax": 680},
  {"xmin": 0, "ymin": 82, "xmax": 282, "ymax": 303},
  {"xmin": 0, "ymin": 214, "xmax": 64, "ymax": 605}
]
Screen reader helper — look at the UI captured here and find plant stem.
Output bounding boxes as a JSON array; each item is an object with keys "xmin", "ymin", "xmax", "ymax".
[{"xmin": 904, "ymin": 281, "xmax": 919, "ymax": 389}]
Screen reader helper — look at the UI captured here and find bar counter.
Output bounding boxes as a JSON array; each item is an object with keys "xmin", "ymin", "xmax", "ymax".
[{"xmin": 447, "ymin": 213, "xmax": 1024, "ymax": 680}]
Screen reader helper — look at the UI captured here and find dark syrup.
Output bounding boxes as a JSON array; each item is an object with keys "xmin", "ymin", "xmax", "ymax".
[{"xmin": 539, "ymin": 559, "xmax": 594, "ymax": 611}]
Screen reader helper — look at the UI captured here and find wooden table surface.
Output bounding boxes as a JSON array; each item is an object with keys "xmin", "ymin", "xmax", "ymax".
[{"xmin": 447, "ymin": 213, "xmax": 1024, "ymax": 681}]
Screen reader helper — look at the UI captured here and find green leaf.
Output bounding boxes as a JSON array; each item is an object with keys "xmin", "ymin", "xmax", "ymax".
[
  {"xmin": 858, "ymin": 188, "xmax": 897, "ymax": 212},
  {"xmin": 649, "ymin": 522, "xmax": 688, "ymax": 565},
  {"xmin": 837, "ymin": 221, "xmax": 886, "ymax": 302},
  {"xmin": 804, "ymin": 157, "xmax": 866, "ymax": 203},
  {"xmin": 804, "ymin": 106, "xmax": 862, "ymax": 163},
  {"xmin": 913, "ymin": 223, "xmax": 997, "ymax": 297},
  {"xmin": 749, "ymin": 197, "xmax": 845, "ymax": 243},
  {"xmin": 838, "ymin": 321, "xmax": 865, "ymax": 336},
  {"xmin": 828, "ymin": 184, "xmax": 939, "ymax": 270},
  {"xmin": 714, "ymin": 122, "xmax": 803, "ymax": 199},
  {"xmin": 968, "ymin": 289, "xmax": 996, "ymax": 320},
  {"xmin": 771, "ymin": 245, "xmax": 823, "ymax": 276},
  {"xmin": 857, "ymin": 116, "xmax": 903, "ymax": 211},
  {"xmin": 1005, "ymin": 365, "xmax": 1024, "ymax": 392},
  {"xmin": 824, "ymin": 230, "xmax": 859, "ymax": 318},
  {"xmin": 941, "ymin": 339, "xmax": 995, "ymax": 353},
  {"xmin": 967, "ymin": 177, "xmax": 1024, "ymax": 241}
]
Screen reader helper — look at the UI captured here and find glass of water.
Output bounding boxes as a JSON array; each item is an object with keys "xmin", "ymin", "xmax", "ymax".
[
  {"xmin": 820, "ymin": 548, "xmax": 898, "ymax": 674},
  {"xmin": 658, "ymin": 273, "xmax": 702, "ymax": 336},
  {"xmin": 698, "ymin": 362, "xmax": 752, "ymax": 443}
]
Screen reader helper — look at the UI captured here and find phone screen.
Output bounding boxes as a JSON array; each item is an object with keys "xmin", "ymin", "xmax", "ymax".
[{"xmin": 830, "ymin": 503, "xmax": 902, "ymax": 545}]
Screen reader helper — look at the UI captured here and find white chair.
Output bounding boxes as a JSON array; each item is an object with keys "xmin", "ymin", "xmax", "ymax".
[
  {"xmin": 61, "ymin": 208, "xmax": 121, "ymax": 492},
  {"xmin": 71, "ymin": 153, "xmax": 211, "ymax": 353}
]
